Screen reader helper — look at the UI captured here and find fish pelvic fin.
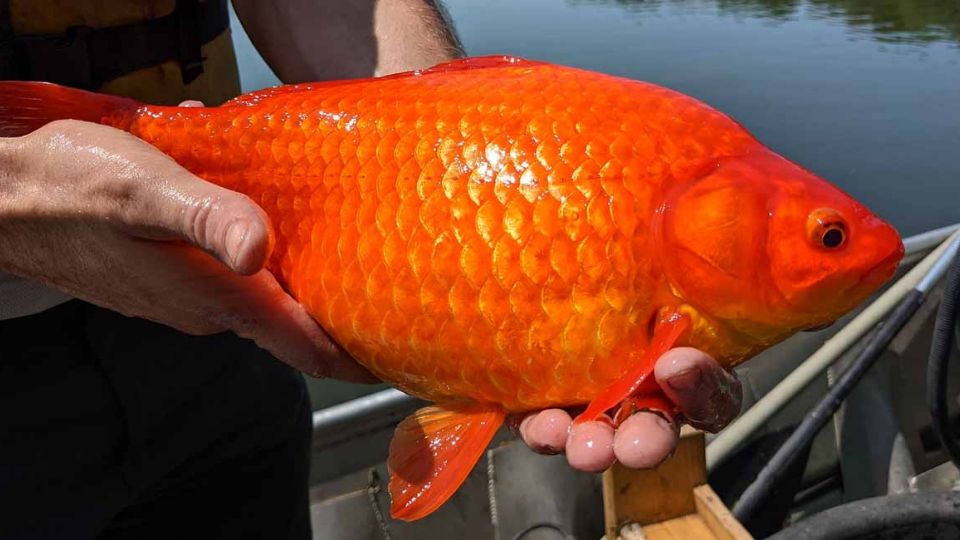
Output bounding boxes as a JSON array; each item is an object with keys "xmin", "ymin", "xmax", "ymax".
[
  {"xmin": 575, "ymin": 315, "xmax": 690, "ymax": 425},
  {"xmin": 0, "ymin": 81, "xmax": 140, "ymax": 136},
  {"xmin": 388, "ymin": 403, "xmax": 505, "ymax": 521}
]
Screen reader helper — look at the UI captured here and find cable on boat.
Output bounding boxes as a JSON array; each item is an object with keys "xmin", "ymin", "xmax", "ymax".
[
  {"xmin": 509, "ymin": 522, "xmax": 574, "ymax": 540},
  {"xmin": 765, "ymin": 490, "xmax": 960, "ymax": 540},
  {"xmin": 927, "ymin": 237, "xmax": 960, "ymax": 469}
]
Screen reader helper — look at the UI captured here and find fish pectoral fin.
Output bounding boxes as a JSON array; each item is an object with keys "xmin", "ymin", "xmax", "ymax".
[
  {"xmin": 575, "ymin": 314, "xmax": 691, "ymax": 425},
  {"xmin": 387, "ymin": 403, "xmax": 505, "ymax": 521},
  {"xmin": 613, "ymin": 394, "xmax": 676, "ymax": 425}
]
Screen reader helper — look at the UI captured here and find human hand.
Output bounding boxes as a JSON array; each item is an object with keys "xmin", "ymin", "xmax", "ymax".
[
  {"xmin": 0, "ymin": 117, "xmax": 372, "ymax": 382},
  {"xmin": 512, "ymin": 348, "xmax": 742, "ymax": 472}
]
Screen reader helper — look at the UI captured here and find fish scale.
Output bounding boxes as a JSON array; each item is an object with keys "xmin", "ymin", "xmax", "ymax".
[
  {"xmin": 124, "ymin": 60, "xmax": 750, "ymax": 410},
  {"xmin": 0, "ymin": 56, "xmax": 902, "ymax": 519}
]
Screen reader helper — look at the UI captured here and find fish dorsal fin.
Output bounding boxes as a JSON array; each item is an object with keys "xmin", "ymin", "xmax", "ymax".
[
  {"xmin": 222, "ymin": 83, "xmax": 328, "ymax": 107},
  {"xmin": 414, "ymin": 55, "xmax": 545, "ymax": 75},
  {"xmin": 223, "ymin": 56, "xmax": 544, "ymax": 107},
  {"xmin": 388, "ymin": 403, "xmax": 505, "ymax": 521},
  {"xmin": 375, "ymin": 55, "xmax": 545, "ymax": 82}
]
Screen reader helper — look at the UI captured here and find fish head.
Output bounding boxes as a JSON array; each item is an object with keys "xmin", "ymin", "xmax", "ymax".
[{"xmin": 657, "ymin": 150, "xmax": 903, "ymax": 346}]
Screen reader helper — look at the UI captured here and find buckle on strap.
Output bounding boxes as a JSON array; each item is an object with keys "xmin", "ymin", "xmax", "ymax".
[{"xmin": 16, "ymin": 26, "xmax": 93, "ymax": 88}]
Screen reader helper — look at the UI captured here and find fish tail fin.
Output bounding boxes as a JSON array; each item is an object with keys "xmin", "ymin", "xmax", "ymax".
[
  {"xmin": 388, "ymin": 403, "xmax": 505, "ymax": 521},
  {"xmin": 0, "ymin": 82, "xmax": 141, "ymax": 136}
]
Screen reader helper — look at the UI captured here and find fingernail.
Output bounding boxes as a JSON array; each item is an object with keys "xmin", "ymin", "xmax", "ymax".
[
  {"xmin": 653, "ymin": 412, "xmax": 676, "ymax": 433},
  {"xmin": 516, "ymin": 414, "xmax": 534, "ymax": 436},
  {"xmin": 667, "ymin": 367, "xmax": 701, "ymax": 392},
  {"xmin": 309, "ymin": 362, "xmax": 331, "ymax": 379},
  {"xmin": 225, "ymin": 220, "xmax": 248, "ymax": 269}
]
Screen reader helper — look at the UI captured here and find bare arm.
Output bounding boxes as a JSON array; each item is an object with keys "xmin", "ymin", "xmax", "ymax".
[{"xmin": 231, "ymin": 0, "xmax": 463, "ymax": 81}]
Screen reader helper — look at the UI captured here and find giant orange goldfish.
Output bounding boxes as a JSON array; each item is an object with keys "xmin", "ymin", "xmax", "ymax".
[{"xmin": 0, "ymin": 56, "xmax": 903, "ymax": 520}]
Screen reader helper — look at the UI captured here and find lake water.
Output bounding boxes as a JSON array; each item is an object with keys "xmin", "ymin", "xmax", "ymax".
[
  {"xmin": 231, "ymin": 0, "xmax": 960, "ymax": 237},
  {"xmin": 228, "ymin": 0, "xmax": 960, "ymax": 406}
]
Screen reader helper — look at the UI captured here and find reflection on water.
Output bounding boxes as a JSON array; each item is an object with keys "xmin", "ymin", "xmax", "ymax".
[
  {"xmin": 807, "ymin": 0, "xmax": 960, "ymax": 44},
  {"xmin": 567, "ymin": 0, "xmax": 960, "ymax": 44}
]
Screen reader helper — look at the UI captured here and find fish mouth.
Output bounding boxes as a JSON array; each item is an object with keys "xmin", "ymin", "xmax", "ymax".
[
  {"xmin": 857, "ymin": 242, "xmax": 904, "ymax": 293},
  {"xmin": 797, "ymin": 240, "xmax": 903, "ymax": 329},
  {"xmin": 804, "ymin": 321, "xmax": 836, "ymax": 332}
]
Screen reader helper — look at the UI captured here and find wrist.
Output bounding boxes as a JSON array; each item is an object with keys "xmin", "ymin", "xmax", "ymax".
[{"xmin": 0, "ymin": 136, "xmax": 27, "ymax": 214}]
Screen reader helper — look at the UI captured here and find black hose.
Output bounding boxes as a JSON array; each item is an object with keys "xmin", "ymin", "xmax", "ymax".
[
  {"xmin": 927, "ymin": 251, "xmax": 960, "ymax": 468},
  {"xmin": 509, "ymin": 522, "xmax": 574, "ymax": 540},
  {"xmin": 732, "ymin": 289, "xmax": 926, "ymax": 525},
  {"xmin": 765, "ymin": 490, "xmax": 960, "ymax": 540}
]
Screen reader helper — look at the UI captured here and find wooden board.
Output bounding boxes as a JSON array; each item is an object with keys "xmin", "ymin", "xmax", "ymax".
[
  {"xmin": 694, "ymin": 485, "xmax": 753, "ymax": 540},
  {"xmin": 603, "ymin": 426, "xmax": 706, "ymax": 536},
  {"xmin": 602, "ymin": 427, "xmax": 753, "ymax": 540},
  {"xmin": 640, "ymin": 514, "xmax": 717, "ymax": 539}
]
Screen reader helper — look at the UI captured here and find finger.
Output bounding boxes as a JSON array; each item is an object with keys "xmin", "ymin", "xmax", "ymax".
[
  {"xmin": 655, "ymin": 347, "xmax": 743, "ymax": 433},
  {"xmin": 27, "ymin": 122, "xmax": 271, "ymax": 275},
  {"xmin": 220, "ymin": 269, "xmax": 378, "ymax": 383},
  {"xmin": 178, "ymin": 100, "xmax": 205, "ymax": 107},
  {"xmin": 613, "ymin": 411, "xmax": 679, "ymax": 469},
  {"xmin": 121, "ymin": 160, "xmax": 275, "ymax": 276},
  {"xmin": 565, "ymin": 418, "xmax": 615, "ymax": 473},
  {"xmin": 517, "ymin": 409, "xmax": 571, "ymax": 455},
  {"xmin": 156, "ymin": 247, "xmax": 377, "ymax": 383}
]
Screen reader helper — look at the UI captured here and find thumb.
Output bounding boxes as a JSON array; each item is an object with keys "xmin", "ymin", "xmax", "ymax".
[
  {"xmin": 125, "ymin": 160, "xmax": 274, "ymax": 275},
  {"xmin": 654, "ymin": 348, "xmax": 742, "ymax": 433},
  {"xmin": 171, "ymin": 186, "xmax": 273, "ymax": 276}
]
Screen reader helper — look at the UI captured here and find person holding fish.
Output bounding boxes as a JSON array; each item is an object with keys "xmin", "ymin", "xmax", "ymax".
[{"xmin": 0, "ymin": 0, "xmax": 788, "ymax": 537}]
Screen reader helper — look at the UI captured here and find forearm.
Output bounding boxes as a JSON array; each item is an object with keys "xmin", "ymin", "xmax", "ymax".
[
  {"xmin": 0, "ymin": 137, "xmax": 21, "ymax": 212},
  {"xmin": 0, "ymin": 137, "xmax": 31, "ymax": 277},
  {"xmin": 231, "ymin": 0, "xmax": 462, "ymax": 82}
]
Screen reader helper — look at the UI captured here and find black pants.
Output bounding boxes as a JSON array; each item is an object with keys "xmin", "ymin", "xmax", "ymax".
[{"xmin": 0, "ymin": 301, "xmax": 312, "ymax": 540}]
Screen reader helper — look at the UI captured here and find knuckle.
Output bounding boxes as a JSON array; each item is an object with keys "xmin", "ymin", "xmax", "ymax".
[
  {"xmin": 100, "ymin": 173, "xmax": 145, "ymax": 215},
  {"xmin": 691, "ymin": 419, "xmax": 725, "ymax": 434},
  {"xmin": 212, "ymin": 308, "xmax": 261, "ymax": 337},
  {"xmin": 529, "ymin": 444, "xmax": 562, "ymax": 456},
  {"xmin": 716, "ymin": 369, "xmax": 743, "ymax": 405},
  {"xmin": 306, "ymin": 362, "xmax": 331, "ymax": 379},
  {"xmin": 31, "ymin": 119, "xmax": 82, "ymax": 142},
  {"xmin": 181, "ymin": 190, "xmax": 260, "ymax": 249},
  {"xmin": 181, "ymin": 194, "xmax": 219, "ymax": 245},
  {"xmin": 29, "ymin": 122, "xmax": 152, "ymax": 223},
  {"xmin": 175, "ymin": 321, "xmax": 221, "ymax": 336}
]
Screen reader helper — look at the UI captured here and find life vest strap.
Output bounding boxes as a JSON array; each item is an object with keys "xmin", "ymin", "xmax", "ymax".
[{"xmin": 0, "ymin": 0, "xmax": 229, "ymax": 89}]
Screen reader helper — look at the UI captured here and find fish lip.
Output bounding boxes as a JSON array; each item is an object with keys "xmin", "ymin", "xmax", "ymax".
[
  {"xmin": 803, "ymin": 321, "xmax": 836, "ymax": 332},
  {"xmin": 853, "ymin": 243, "xmax": 904, "ymax": 293}
]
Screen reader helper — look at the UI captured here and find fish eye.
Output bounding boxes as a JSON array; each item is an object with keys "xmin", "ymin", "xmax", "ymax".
[
  {"xmin": 807, "ymin": 209, "xmax": 848, "ymax": 251},
  {"xmin": 821, "ymin": 226, "xmax": 845, "ymax": 249}
]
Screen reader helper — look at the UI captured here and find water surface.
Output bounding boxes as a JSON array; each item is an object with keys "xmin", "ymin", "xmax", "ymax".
[
  {"xmin": 438, "ymin": 0, "xmax": 960, "ymax": 236},
  {"xmin": 232, "ymin": 0, "xmax": 959, "ymax": 235}
]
